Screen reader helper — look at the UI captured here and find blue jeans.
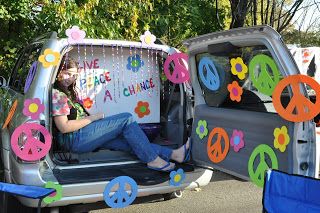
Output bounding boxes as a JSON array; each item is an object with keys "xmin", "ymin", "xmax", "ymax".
[{"xmin": 57, "ymin": 113, "xmax": 173, "ymax": 163}]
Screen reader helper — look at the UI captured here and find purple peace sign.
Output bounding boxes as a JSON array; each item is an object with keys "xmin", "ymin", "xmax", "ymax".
[
  {"xmin": 163, "ymin": 53, "xmax": 190, "ymax": 84},
  {"xmin": 11, "ymin": 123, "xmax": 52, "ymax": 161}
]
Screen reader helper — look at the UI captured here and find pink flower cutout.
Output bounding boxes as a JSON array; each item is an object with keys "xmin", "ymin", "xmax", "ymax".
[
  {"xmin": 23, "ymin": 98, "xmax": 45, "ymax": 120},
  {"xmin": 65, "ymin": 26, "xmax": 86, "ymax": 44},
  {"xmin": 140, "ymin": 30, "xmax": 156, "ymax": 46},
  {"xmin": 230, "ymin": 129, "xmax": 245, "ymax": 152}
]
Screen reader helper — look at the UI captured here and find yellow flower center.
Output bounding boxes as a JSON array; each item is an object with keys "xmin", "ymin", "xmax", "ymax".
[
  {"xmin": 29, "ymin": 103, "xmax": 39, "ymax": 113},
  {"xmin": 145, "ymin": 36, "xmax": 152, "ymax": 44},
  {"xmin": 174, "ymin": 174, "xmax": 181, "ymax": 182}
]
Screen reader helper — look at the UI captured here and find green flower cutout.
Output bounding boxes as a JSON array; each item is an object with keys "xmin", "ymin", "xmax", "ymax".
[
  {"xmin": 43, "ymin": 181, "xmax": 63, "ymax": 204},
  {"xmin": 196, "ymin": 120, "xmax": 208, "ymax": 139}
]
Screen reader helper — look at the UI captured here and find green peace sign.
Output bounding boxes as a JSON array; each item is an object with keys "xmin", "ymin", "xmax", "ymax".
[
  {"xmin": 249, "ymin": 54, "xmax": 280, "ymax": 96},
  {"xmin": 248, "ymin": 144, "xmax": 278, "ymax": 188}
]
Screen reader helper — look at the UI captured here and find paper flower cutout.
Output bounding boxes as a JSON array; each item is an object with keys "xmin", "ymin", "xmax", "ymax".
[
  {"xmin": 230, "ymin": 129, "xmax": 245, "ymax": 152},
  {"xmin": 230, "ymin": 57, "xmax": 248, "ymax": 80},
  {"xmin": 140, "ymin": 30, "xmax": 156, "ymax": 46},
  {"xmin": 65, "ymin": 26, "xmax": 86, "ymax": 44},
  {"xmin": 127, "ymin": 54, "xmax": 144, "ymax": 72},
  {"xmin": 83, "ymin": 97, "xmax": 93, "ymax": 109},
  {"xmin": 273, "ymin": 126, "xmax": 290, "ymax": 152},
  {"xmin": 134, "ymin": 101, "xmax": 150, "ymax": 118},
  {"xmin": 169, "ymin": 169, "xmax": 186, "ymax": 186},
  {"xmin": 23, "ymin": 98, "xmax": 45, "ymax": 120},
  {"xmin": 227, "ymin": 81, "xmax": 243, "ymax": 102},
  {"xmin": 38, "ymin": 49, "xmax": 60, "ymax": 68},
  {"xmin": 43, "ymin": 181, "xmax": 63, "ymax": 204},
  {"xmin": 196, "ymin": 120, "xmax": 208, "ymax": 139}
]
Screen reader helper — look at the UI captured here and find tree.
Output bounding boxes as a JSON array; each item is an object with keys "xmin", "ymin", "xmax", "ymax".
[{"xmin": 0, "ymin": 0, "xmax": 229, "ymax": 79}]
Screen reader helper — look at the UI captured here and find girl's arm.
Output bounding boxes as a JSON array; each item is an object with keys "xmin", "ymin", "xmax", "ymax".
[{"xmin": 54, "ymin": 113, "xmax": 104, "ymax": 133}]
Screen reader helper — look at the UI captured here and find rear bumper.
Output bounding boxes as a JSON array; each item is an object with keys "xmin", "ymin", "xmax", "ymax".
[{"xmin": 16, "ymin": 168, "xmax": 212, "ymax": 208}]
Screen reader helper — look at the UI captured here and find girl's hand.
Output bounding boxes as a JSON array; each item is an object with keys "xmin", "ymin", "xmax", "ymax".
[{"xmin": 89, "ymin": 113, "xmax": 105, "ymax": 121}]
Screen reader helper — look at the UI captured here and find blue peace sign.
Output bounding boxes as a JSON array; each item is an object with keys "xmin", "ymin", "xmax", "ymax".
[
  {"xmin": 103, "ymin": 176, "xmax": 138, "ymax": 208},
  {"xmin": 198, "ymin": 57, "xmax": 221, "ymax": 91}
]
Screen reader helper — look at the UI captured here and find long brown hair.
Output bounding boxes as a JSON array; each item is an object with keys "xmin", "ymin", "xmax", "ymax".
[{"xmin": 54, "ymin": 56, "xmax": 80, "ymax": 102}]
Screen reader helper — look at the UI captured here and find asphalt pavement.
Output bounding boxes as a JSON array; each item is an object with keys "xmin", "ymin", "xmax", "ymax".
[{"xmin": 91, "ymin": 170, "xmax": 263, "ymax": 213}]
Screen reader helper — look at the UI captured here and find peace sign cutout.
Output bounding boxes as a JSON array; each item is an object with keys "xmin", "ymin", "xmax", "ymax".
[
  {"xmin": 198, "ymin": 57, "xmax": 221, "ymax": 91},
  {"xmin": 163, "ymin": 53, "xmax": 190, "ymax": 84},
  {"xmin": 249, "ymin": 54, "xmax": 280, "ymax": 96},
  {"xmin": 103, "ymin": 176, "xmax": 138, "ymax": 208},
  {"xmin": 248, "ymin": 144, "xmax": 278, "ymax": 188},
  {"xmin": 207, "ymin": 127, "xmax": 230, "ymax": 163},
  {"xmin": 11, "ymin": 123, "xmax": 52, "ymax": 161},
  {"xmin": 273, "ymin": 74, "xmax": 320, "ymax": 122}
]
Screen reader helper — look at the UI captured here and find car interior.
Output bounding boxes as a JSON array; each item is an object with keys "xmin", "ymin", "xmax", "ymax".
[{"xmin": 47, "ymin": 45, "xmax": 194, "ymax": 185}]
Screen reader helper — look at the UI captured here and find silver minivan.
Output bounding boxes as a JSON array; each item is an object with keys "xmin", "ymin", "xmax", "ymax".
[{"xmin": 0, "ymin": 25, "xmax": 318, "ymax": 212}]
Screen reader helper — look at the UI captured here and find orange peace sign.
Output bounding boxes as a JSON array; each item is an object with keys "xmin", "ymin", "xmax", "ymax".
[
  {"xmin": 2, "ymin": 99, "xmax": 18, "ymax": 129},
  {"xmin": 207, "ymin": 127, "xmax": 230, "ymax": 163},
  {"xmin": 273, "ymin": 74, "xmax": 320, "ymax": 122}
]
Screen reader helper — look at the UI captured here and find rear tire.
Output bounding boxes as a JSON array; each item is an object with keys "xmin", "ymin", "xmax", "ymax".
[{"xmin": 163, "ymin": 190, "xmax": 183, "ymax": 200}]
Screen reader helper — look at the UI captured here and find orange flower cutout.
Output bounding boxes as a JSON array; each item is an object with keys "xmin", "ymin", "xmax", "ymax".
[
  {"xmin": 227, "ymin": 81, "xmax": 243, "ymax": 102},
  {"xmin": 134, "ymin": 101, "xmax": 150, "ymax": 118},
  {"xmin": 83, "ymin": 97, "xmax": 93, "ymax": 109}
]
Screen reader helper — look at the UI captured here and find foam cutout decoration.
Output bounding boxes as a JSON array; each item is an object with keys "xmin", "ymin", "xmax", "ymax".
[
  {"xmin": 24, "ymin": 61, "xmax": 38, "ymax": 93},
  {"xmin": 126, "ymin": 54, "xmax": 144, "ymax": 72},
  {"xmin": 273, "ymin": 126, "xmax": 290, "ymax": 152},
  {"xmin": 198, "ymin": 57, "xmax": 220, "ymax": 91},
  {"xmin": 103, "ymin": 176, "xmax": 138, "ymax": 208},
  {"xmin": 169, "ymin": 168, "xmax": 186, "ymax": 186},
  {"xmin": 2, "ymin": 99, "xmax": 18, "ymax": 129},
  {"xmin": 43, "ymin": 181, "xmax": 63, "ymax": 204},
  {"xmin": 38, "ymin": 49, "xmax": 60, "ymax": 68},
  {"xmin": 230, "ymin": 129, "xmax": 245, "ymax": 152},
  {"xmin": 196, "ymin": 120, "xmax": 208, "ymax": 139},
  {"xmin": 11, "ymin": 123, "xmax": 52, "ymax": 161},
  {"xmin": 248, "ymin": 144, "xmax": 278, "ymax": 188},
  {"xmin": 207, "ymin": 127, "xmax": 230, "ymax": 163},
  {"xmin": 273, "ymin": 74, "xmax": 320, "ymax": 122},
  {"xmin": 0, "ymin": 76, "xmax": 7, "ymax": 87},
  {"xmin": 163, "ymin": 53, "xmax": 189, "ymax": 84},
  {"xmin": 230, "ymin": 57, "xmax": 248, "ymax": 80},
  {"xmin": 65, "ymin": 26, "xmax": 86, "ymax": 44},
  {"xmin": 140, "ymin": 30, "xmax": 156, "ymax": 46},
  {"xmin": 249, "ymin": 54, "xmax": 280, "ymax": 96},
  {"xmin": 23, "ymin": 98, "xmax": 45, "ymax": 120},
  {"xmin": 83, "ymin": 97, "xmax": 93, "ymax": 109},
  {"xmin": 134, "ymin": 101, "xmax": 150, "ymax": 118},
  {"xmin": 227, "ymin": 81, "xmax": 243, "ymax": 102}
]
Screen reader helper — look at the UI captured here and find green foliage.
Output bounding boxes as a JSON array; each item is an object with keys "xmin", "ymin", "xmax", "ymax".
[
  {"xmin": 0, "ymin": 0, "xmax": 228, "ymax": 80},
  {"xmin": 282, "ymin": 29, "xmax": 320, "ymax": 47}
]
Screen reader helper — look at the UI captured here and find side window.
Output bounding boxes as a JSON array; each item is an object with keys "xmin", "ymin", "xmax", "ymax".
[
  {"xmin": 196, "ymin": 45, "xmax": 289, "ymax": 113},
  {"xmin": 9, "ymin": 43, "xmax": 43, "ymax": 93}
]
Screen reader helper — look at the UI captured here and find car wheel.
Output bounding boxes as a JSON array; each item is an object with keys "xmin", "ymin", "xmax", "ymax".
[{"xmin": 163, "ymin": 190, "xmax": 183, "ymax": 200}]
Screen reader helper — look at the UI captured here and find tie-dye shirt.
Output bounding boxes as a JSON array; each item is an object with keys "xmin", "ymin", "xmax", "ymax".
[{"xmin": 52, "ymin": 88, "xmax": 86, "ymax": 120}]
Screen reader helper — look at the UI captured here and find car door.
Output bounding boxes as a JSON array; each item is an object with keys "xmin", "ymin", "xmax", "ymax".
[{"xmin": 184, "ymin": 26, "xmax": 318, "ymax": 187}]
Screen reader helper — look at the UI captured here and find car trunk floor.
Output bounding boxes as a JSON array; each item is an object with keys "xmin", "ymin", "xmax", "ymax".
[{"xmin": 53, "ymin": 163, "xmax": 194, "ymax": 185}]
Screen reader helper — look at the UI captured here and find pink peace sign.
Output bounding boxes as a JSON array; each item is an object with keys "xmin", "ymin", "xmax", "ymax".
[
  {"xmin": 11, "ymin": 123, "xmax": 52, "ymax": 161},
  {"xmin": 163, "ymin": 53, "xmax": 190, "ymax": 84}
]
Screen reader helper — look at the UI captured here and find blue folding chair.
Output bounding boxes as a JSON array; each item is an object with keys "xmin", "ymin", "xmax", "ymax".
[
  {"xmin": 0, "ymin": 182, "xmax": 55, "ymax": 213},
  {"xmin": 263, "ymin": 169, "xmax": 320, "ymax": 213}
]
